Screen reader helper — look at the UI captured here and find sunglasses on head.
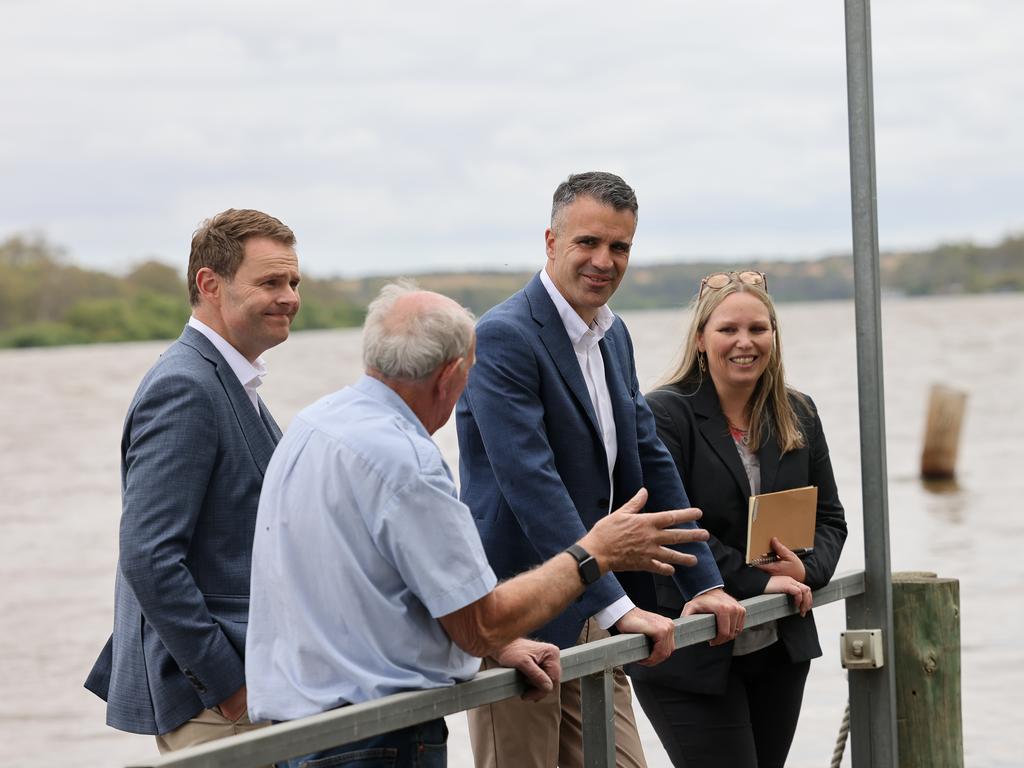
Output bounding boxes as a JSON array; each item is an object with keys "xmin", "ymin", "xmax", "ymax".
[{"xmin": 698, "ymin": 270, "xmax": 768, "ymax": 300}]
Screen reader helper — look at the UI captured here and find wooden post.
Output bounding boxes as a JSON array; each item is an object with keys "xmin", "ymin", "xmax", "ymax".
[
  {"xmin": 892, "ymin": 572, "xmax": 964, "ymax": 768},
  {"xmin": 920, "ymin": 385, "xmax": 967, "ymax": 479}
]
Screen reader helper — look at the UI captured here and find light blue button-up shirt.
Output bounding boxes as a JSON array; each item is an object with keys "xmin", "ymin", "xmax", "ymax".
[{"xmin": 246, "ymin": 375, "xmax": 497, "ymax": 721}]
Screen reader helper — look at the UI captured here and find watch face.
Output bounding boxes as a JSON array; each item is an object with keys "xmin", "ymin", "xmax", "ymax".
[{"xmin": 580, "ymin": 556, "xmax": 601, "ymax": 586}]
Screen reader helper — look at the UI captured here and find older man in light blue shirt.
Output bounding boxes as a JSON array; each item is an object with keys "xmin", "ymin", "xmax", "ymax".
[
  {"xmin": 246, "ymin": 282, "xmax": 712, "ymax": 768},
  {"xmin": 247, "ymin": 371, "xmax": 497, "ymax": 718}
]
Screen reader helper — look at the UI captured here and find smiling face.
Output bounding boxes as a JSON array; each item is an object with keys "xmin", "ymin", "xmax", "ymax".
[
  {"xmin": 198, "ymin": 236, "xmax": 301, "ymax": 361},
  {"xmin": 544, "ymin": 196, "xmax": 636, "ymax": 324},
  {"xmin": 698, "ymin": 290, "xmax": 775, "ymax": 399}
]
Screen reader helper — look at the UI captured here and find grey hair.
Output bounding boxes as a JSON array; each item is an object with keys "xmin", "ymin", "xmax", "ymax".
[
  {"xmin": 550, "ymin": 171, "xmax": 638, "ymax": 231},
  {"xmin": 362, "ymin": 280, "xmax": 476, "ymax": 381}
]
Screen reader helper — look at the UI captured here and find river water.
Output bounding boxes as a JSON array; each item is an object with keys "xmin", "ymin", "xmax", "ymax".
[{"xmin": 2, "ymin": 293, "xmax": 1021, "ymax": 767}]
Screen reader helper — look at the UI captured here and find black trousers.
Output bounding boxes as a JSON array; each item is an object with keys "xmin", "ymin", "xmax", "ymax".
[{"xmin": 631, "ymin": 640, "xmax": 810, "ymax": 768}]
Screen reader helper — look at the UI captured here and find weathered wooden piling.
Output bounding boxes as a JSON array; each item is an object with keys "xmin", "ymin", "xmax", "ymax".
[
  {"xmin": 892, "ymin": 571, "xmax": 963, "ymax": 768},
  {"xmin": 920, "ymin": 384, "xmax": 967, "ymax": 479}
]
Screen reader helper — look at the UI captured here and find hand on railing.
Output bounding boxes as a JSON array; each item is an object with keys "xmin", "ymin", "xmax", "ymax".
[
  {"xmin": 493, "ymin": 638, "xmax": 562, "ymax": 702},
  {"xmin": 614, "ymin": 607, "xmax": 676, "ymax": 666},
  {"xmin": 764, "ymin": 576, "xmax": 813, "ymax": 617},
  {"xmin": 681, "ymin": 588, "xmax": 746, "ymax": 646}
]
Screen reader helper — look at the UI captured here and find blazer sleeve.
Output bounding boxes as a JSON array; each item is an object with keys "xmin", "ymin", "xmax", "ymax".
[
  {"xmin": 629, "ymin": 388, "xmax": 724, "ymax": 597},
  {"xmin": 646, "ymin": 392, "xmax": 768, "ymax": 600},
  {"xmin": 799, "ymin": 396, "xmax": 848, "ymax": 590},
  {"xmin": 118, "ymin": 371, "xmax": 245, "ymax": 708},
  {"xmin": 462, "ymin": 317, "xmax": 626, "ymax": 616}
]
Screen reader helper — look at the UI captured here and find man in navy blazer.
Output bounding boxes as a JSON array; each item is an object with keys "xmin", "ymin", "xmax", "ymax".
[
  {"xmin": 457, "ymin": 172, "xmax": 747, "ymax": 768},
  {"xmin": 84, "ymin": 209, "xmax": 301, "ymax": 757}
]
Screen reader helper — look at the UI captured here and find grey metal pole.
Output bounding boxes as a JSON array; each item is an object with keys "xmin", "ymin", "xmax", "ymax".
[{"xmin": 842, "ymin": 1, "xmax": 899, "ymax": 766}]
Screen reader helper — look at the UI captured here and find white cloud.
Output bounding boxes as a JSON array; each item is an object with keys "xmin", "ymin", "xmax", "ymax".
[{"xmin": 1, "ymin": 0, "xmax": 1021, "ymax": 276}]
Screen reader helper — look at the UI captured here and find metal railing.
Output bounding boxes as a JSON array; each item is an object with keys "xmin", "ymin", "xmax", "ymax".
[{"xmin": 128, "ymin": 570, "xmax": 866, "ymax": 768}]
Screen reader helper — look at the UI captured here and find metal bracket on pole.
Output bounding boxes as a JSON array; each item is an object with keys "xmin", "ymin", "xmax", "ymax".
[
  {"xmin": 841, "ymin": 629, "xmax": 885, "ymax": 669},
  {"xmin": 580, "ymin": 670, "xmax": 615, "ymax": 767}
]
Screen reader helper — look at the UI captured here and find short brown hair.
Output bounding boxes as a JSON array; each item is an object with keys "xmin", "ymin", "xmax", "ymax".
[
  {"xmin": 187, "ymin": 209, "xmax": 295, "ymax": 306},
  {"xmin": 551, "ymin": 171, "xmax": 638, "ymax": 232}
]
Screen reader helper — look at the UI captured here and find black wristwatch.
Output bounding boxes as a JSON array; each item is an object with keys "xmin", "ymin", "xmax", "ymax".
[{"xmin": 565, "ymin": 543, "xmax": 601, "ymax": 586}]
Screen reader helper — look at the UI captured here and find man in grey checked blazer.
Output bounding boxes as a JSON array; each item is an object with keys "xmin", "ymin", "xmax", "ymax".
[{"xmin": 85, "ymin": 209, "xmax": 301, "ymax": 756}]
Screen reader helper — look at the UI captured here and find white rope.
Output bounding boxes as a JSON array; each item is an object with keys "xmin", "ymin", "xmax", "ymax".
[{"xmin": 830, "ymin": 699, "xmax": 851, "ymax": 768}]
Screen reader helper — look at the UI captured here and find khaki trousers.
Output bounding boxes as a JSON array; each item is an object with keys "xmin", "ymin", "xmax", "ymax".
[
  {"xmin": 155, "ymin": 707, "xmax": 272, "ymax": 768},
  {"xmin": 468, "ymin": 618, "xmax": 648, "ymax": 768}
]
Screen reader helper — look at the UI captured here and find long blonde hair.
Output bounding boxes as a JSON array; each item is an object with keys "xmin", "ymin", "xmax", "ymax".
[{"xmin": 656, "ymin": 281, "xmax": 807, "ymax": 453}]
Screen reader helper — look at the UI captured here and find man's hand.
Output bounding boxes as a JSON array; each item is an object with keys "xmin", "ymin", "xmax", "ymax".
[
  {"xmin": 215, "ymin": 684, "xmax": 247, "ymax": 721},
  {"xmin": 682, "ymin": 588, "xmax": 746, "ymax": 647},
  {"xmin": 581, "ymin": 488, "xmax": 710, "ymax": 576},
  {"xmin": 764, "ymin": 575, "xmax": 813, "ymax": 616},
  {"xmin": 493, "ymin": 638, "xmax": 562, "ymax": 702},
  {"xmin": 755, "ymin": 537, "xmax": 807, "ymax": 583},
  {"xmin": 614, "ymin": 607, "xmax": 676, "ymax": 666}
]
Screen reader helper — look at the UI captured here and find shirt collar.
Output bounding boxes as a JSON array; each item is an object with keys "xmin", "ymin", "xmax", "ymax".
[
  {"xmin": 352, "ymin": 374, "xmax": 431, "ymax": 440},
  {"xmin": 539, "ymin": 268, "xmax": 615, "ymax": 349},
  {"xmin": 188, "ymin": 316, "xmax": 267, "ymax": 391}
]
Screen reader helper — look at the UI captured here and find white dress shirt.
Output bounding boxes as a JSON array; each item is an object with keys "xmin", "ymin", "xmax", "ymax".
[
  {"xmin": 188, "ymin": 316, "xmax": 266, "ymax": 413},
  {"xmin": 539, "ymin": 269, "xmax": 634, "ymax": 629}
]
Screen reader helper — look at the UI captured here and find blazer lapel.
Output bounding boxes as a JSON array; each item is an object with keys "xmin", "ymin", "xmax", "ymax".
[
  {"xmin": 691, "ymin": 380, "xmax": 752, "ymax": 498},
  {"xmin": 212, "ymin": 362, "xmax": 277, "ymax": 477},
  {"xmin": 258, "ymin": 396, "xmax": 283, "ymax": 442},
  {"xmin": 526, "ymin": 276, "xmax": 602, "ymax": 436},
  {"xmin": 180, "ymin": 326, "xmax": 278, "ymax": 476}
]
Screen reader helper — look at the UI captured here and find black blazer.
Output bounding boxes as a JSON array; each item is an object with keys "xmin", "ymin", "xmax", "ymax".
[{"xmin": 630, "ymin": 377, "xmax": 847, "ymax": 695}]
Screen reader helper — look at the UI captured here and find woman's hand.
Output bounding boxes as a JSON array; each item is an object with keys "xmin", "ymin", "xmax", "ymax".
[
  {"xmin": 758, "ymin": 538, "xmax": 812, "ymax": 616},
  {"xmin": 755, "ymin": 537, "xmax": 806, "ymax": 582},
  {"xmin": 763, "ymin": 575, "xmax": 813, "ymax": 617}
]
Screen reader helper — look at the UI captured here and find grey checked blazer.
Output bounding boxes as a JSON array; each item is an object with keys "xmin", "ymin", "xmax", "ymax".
[{"xmin": 85, "ymin": 325, "xmax": 282, "ymax": 735}]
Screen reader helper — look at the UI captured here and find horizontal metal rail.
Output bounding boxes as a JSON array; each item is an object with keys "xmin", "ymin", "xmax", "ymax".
[{"xmin": 128, "ymin": 570, "xmax": 866, "ymax": 768}]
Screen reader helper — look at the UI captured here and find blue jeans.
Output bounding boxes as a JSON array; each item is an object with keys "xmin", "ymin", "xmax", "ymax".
[{"xmin": 282, "ymin": 719, "xmax": 447, "ymax": 768}]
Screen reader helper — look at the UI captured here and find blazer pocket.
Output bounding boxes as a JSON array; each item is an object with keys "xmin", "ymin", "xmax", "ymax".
[
  {"xmin": 203, "ymin": 593, "xmax": 249, "ymax": 623},
  {"xmin": 204, "ymin": 594, "xmax": 249, "ymax": 656}
]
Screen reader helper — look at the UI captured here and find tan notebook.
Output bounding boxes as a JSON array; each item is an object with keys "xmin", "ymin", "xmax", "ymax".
[{"xmin": 745, "ymin": 485, "xmax": 817, "ymax": 565}]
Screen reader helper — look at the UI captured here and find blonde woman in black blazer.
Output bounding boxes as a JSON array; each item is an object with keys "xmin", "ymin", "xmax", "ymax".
[{"xmin": 632, "ymin": 271, "xmax": 847, "ymax": 768}]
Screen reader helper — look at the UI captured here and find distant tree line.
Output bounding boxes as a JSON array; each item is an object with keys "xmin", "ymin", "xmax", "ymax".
[
  {"xmin": 0, "ymin": 235, "xmax": 363, "ymax": 348},
  {"xmin": 1, "ymin": 232, "xmax": 1021, "ymax": 349}
]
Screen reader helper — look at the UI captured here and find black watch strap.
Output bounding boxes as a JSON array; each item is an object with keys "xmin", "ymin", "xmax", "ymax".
[{"xmin": 565, "ymin": 543, "xmax": 601, "ymax": 586}]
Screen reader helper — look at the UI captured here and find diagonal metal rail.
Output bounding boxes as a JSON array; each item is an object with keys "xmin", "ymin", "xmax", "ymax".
[{"xmin": 126, "ymin": 570, "xmax": 866, "ymax": 768}]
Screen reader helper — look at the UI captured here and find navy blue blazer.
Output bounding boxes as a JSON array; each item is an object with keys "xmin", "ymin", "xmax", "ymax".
[
  {"xmin": 456, "ymin": 274, "xmax": 722, "ymax": 649},
  {"xmin": 84, "ymin": 326, "xmax": 282, "ymax": 734},
  {"xmin": 636, "ymin": 377, "xmax": 847, "ymax": 694}
]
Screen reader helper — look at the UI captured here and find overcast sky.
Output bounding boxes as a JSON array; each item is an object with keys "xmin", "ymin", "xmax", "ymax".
[{"xmin": 2, "ymin": 0, "xmax": 1021, "ymax": 277}]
